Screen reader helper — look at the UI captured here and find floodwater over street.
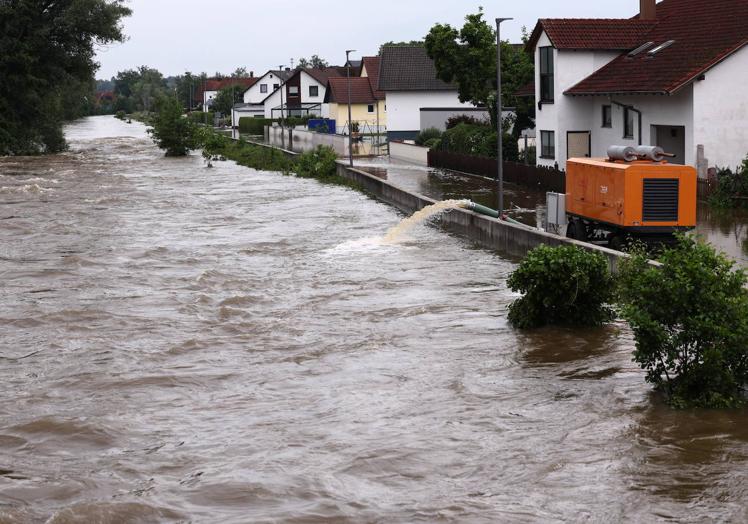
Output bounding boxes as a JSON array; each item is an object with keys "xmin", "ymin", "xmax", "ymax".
[{"xmin": 1, "ymin": 116, "xmax": 747, "ymax": 523}]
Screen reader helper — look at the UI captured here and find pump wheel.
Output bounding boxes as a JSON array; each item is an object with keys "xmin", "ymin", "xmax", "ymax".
[{"xmin": 566, "ymin": 219, "xmax": 587, "ymax": 241}]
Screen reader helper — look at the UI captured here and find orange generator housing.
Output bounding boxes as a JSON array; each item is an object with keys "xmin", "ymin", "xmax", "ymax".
[{"xmin": 566, "ymin": 158, "xmax": 697, "ymax": 241}]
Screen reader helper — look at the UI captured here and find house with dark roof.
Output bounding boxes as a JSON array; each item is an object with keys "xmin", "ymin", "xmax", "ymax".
[
  {"xmin": 527, "ymin": 0, "xmax": 748, "ymax": 172},
  {"xmin": 323, "ymin": 56, "xmax": 386, "ymax": 134},
  {"xmin": 264, "ymin": 67, "xmax": 346, "ymax": 120},
  {"xmin": 231, "ymin": 69, "xmax": 293, "ymax": 125},
  {"xmin": 378, "ymin": 46, "xmax": 480, "ymax": 141}
]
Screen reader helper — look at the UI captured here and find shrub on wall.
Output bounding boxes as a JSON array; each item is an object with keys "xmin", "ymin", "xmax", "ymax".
[
  {"xmin": 618, "ymin": 236, "xmax": 748, "ymax": 408},
  {"xmin": 294, "ymin": 146, "xmax": 338, "ymax": 181},
  {"xmin": 439, "ymin": 123, "xmax": 518, "ymax": 161},
  {"xmin": 507, "ymin": 244, "xmax": 614, "ymax": 329},
  {"xmin": 708, "ymin": 155, "xmax": 748, "ymax": 208},
  {"xmin": 415, "ymin": 127, "xmax": 443, "ymax": 147}
]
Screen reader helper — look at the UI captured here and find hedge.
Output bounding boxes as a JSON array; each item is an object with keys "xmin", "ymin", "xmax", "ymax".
[{"xmin": 238, "ymin": 117, "xmax": 272, "ymax": 135}]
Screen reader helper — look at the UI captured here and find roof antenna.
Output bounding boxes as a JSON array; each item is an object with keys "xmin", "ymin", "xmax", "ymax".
[{"xmin": 290, "ymin": 58, "xmax": 294, "ymax": 69}]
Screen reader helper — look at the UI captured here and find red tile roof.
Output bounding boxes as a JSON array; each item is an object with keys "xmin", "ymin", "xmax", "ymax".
[
  {"xmin": 515, "ymin": 81, "xmax": 535, "ymax": 97},
  {"xmin": 362, "ymin": 56, "xmax": 385, "ymax": 100},
  {"xmin": 204, "ymin": 78, "xmax": 258, "ymax": 92},
  {"xmin": 566, "ymin": 0, "xmax": 748, "ymax": 95},
  {"xmin": 324, "ymin": 77, "xmax": 376, "ymax": 104},
  {"xmin": 301, "ymin": 67, "xmax": 346, "ymax": 85},
  {"xmin": 527, "ymin": 19, "xmax": 656, "ymax": 51}
]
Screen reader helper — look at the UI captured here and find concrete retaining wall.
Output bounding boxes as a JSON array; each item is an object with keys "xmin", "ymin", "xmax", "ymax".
[
  {"xmin": 389, "ymin": 141, "xmax": 429, "ymax": 165},
  {"xmin": 266, "ymin": 126, "xmax": 349, "ymax": 156},
  {"xmin": 335, "ymin": 162, "xmax": 626, "ymax": 271}
]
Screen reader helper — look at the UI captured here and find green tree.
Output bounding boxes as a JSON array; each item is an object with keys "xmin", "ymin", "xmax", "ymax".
[
  {"xmin": 148, "ymin": 96, "xmax": 198, "ymax": 156},
  {"xmin": 424, "ymin": 9, "xmax": 534, "ymax": 135},
  {"xmin": 378, "ymin": 40, "xmax": 423, "ymax": 55},
  {"xmin": 212, "ymin": 84, "xmax": 244, "ymax": 116},
  {"xmin": 0, "ymin": 0, "xmax": 131, "ymax": 155},
  {"xmin": 618, "ymin": 236, "xmax": 748, "ymax": 408},
  {"xmin": 297, "ymin": 55, "xmax": 329, "ymax": 69}
]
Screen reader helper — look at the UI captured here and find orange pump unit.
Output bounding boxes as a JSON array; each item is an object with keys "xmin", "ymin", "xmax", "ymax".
[{"xmin": 565, "ymin": 154, "xmax": 697, "ymax": 246}]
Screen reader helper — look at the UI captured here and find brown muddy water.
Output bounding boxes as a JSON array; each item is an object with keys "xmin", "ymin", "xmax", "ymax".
[{"xmin": 0, "ymin": 116, "xmax": 746, "ymax": 523}]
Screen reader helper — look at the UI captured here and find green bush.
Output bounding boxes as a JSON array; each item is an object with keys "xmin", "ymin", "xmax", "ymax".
[
  {"xmin": 618, "ymin": 236, "xmax": 748, "ymax": 408},
  {"xmin": 423, "ymin": 137, "xmax": 442, "ymax": 149},
  {"xmin": 507, "ymin": 245, "xmax": 614, "ymax": 329},
  {"xmin": 294, "ymin": 146, "xmax": 338, "ymax": 181},
  {"xmin": 709, "ymin": 155, "xmax": 748, "ymax": 208},
  {"xmin": 415, "ymin": 127, "xmax": 442, "ymax": 146},
  {"xmin": 238, "ymin": 117, "xmax": 272, "ymax": 135},
  {"xmin": 187, "ymin": 111, "xmax": 215, "ymax": 126},
  {"xmin": 115, "ymin": 110, "xmax": 126, "ymax": 120},
  {"xmin": 439, "ymin": 123, "xmax": 519, "ymax": 161}
]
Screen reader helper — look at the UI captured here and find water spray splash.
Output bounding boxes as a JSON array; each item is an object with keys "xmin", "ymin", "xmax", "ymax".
[{"xmin": 383, "ymin": 199, "xmax": 469, "ymax": 243}]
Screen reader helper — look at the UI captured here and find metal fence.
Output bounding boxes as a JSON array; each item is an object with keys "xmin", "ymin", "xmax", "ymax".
[{"xmin": 427, "ymin": 150, "xmax": 566, "ymax": 193}]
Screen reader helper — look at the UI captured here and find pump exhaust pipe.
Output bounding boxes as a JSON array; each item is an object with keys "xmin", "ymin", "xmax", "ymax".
[{"xmin": 464, "ymin": 201, "xmax": 500, "ymax": 219}]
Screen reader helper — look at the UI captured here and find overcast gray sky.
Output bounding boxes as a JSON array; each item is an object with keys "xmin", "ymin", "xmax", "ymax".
[{"xmin": 95, "ymin": 0, "xmax": 637, "ymax": 79}]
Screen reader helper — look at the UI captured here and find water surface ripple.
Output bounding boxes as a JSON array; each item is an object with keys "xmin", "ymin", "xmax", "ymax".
[{"xmin": 0, "ymin": 117, "xmax": 746, "ymax": 523}]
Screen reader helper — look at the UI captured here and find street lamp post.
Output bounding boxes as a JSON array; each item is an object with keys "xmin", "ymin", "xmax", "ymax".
[
  {"xmin": 346, "ymin": 49, "xmax": 356, "ymax": 167},
  {"xmin": 278, "ymin": 64, "xmax": 285, "ymax": 149},
  {"xmin": 496, "ymin": 17, "xmax": 512, "ymax": 218}
]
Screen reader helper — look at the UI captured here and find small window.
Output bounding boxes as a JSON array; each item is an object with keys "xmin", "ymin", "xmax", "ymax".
[
  {"xmin": 540, "ymin": 130, "xmax": 555, "ymax": 159},
  {"xmin": 289, "ymin": 86, "xmax": 299, "ymax": 95},
  {"xmin": 602, "ymin": 105, "xmax": 612, "ymax": 128},
  {"xmin": 260, "ymin": 84, "xmax": 268, "ymax": 93},
  {"xmin": 539, "ymin": 47, "xmax": 554, "ymax": 103},
  {"xmin": 367, "ymin": 104, "xmax": 375, "ymax": 113},
  {"xmin": 309, "ymin": 85, "xmax": 319, "ymax": 97},
  {"xmin": 624, "ymin": 108, "xmax": 634, "ymax": 139},
  {"xmin": 647, "ymin": 40, "xmax": 675, "ymax": 56},
  {"xmin": 273, "ymin": 84, "xmax": 279, "ymax": 90}
]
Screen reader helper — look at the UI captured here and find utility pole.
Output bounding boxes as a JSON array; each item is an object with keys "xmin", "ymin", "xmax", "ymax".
[
  {"xmin": 496, "ymin": 18, "xmax": 512, "ymax": 218},
  {"xmin": 278, "ymin": 64, "xmax": 285, "ymax": 149},
  {"xmin": 346, "ymin": 49, "xmax": 356, "ymax": 167}
]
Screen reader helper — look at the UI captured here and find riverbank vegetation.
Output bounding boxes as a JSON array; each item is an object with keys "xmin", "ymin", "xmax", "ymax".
[
  {"xmin": 507, "ymin": 245, "xmax": 615, "ymax": 329},
  {"xmin": 0, "ymin": 0, "xmax": 131, "ymax": 155},
  {"xmin": 708, "ymin": 155, "xmax": 748, "ymax": 208},
  {"xmin": 618, "ymin": 236, "xmax": 748, "ymax": 408},
  {"xmin": 509, "ymin": 239, "xmax": 748, "ymax": 408},
  {"xmin": 148, "ymin": 98, "xmax": 199, "ymax": 156}
]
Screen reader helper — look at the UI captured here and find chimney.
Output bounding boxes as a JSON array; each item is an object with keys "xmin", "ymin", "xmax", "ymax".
[
  {"xmin": 250, "ymin": 71, "xmax": 254, "ymax": 77},
  {"xmin": 285, "ymin": 67, "xmax": 291, "ymax": 72},
  {"xmin": 640, "ymin": 0, "xmax": 656, "ymax": 20}
]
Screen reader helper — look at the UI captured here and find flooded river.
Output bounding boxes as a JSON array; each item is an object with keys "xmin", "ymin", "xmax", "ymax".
[{"xmin": 1, "ymin": 117, "xmax": 746, "ymax": 523}]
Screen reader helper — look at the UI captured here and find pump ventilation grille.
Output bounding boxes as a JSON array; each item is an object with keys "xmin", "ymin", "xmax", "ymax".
[{"xmin": 643, "ymin": 179, "xmax": 679, "ymax": 222}]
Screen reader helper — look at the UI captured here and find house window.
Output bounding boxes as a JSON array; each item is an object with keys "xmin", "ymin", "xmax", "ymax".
[
  {"xmin": 273, "ymin": 84, "xmax": 279, "ymax": 90},
  {"xmin": 289, "ymin": 86, "xmax": 299, "ymax": 95},
  {"xmin": 602, "ymin": 105, "xmax": 612, "ymax": 128},
  {"xmin": 624, "ymin": 107, "xmax": 634, "ymax": 139},
  {"xmin": 367, "ymin": 104, "xmax": 375, "ymax": 113},
  {"xmin": 260, "ymin": 84, "xmax": 268, "ymax": 93},
  {"xmin": 539, "ymin": 47, "xmax": 554, "ymax": 103},
  {"xmin": 309, "ymin": 85, "xmax": 319, "ymax": 97},
  {"xmin": 540, "ymin": 130, "xmax": 555, "ymax": 159}
]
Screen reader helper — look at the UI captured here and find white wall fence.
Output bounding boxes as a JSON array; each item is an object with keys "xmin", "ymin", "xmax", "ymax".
[
  {"xmin": 266, "ymin": 126, "xmax": 349, "ymax": 157},
  {"xmin": 389, "ymin": 141, "xmax": 429, "ymax": 165}
]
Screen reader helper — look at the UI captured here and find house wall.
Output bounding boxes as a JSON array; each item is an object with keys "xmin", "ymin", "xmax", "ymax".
[
  {"xmin": 244, "ymin": 72, "xmax": 282, "ymax": 104},
  {"xmin": 386, "ymin": 90, "xmax": 472, "ymax": 140},
  {"xmin": 693, "ymin": 44, "xmax": 748, "ymax": 169},
  {"xmin": 534, "ymin": 31, "xmax": 619, "ymax": 168},
  {"xmin": 231, "ymin": 105, "xmax": 265, "ymax": 127},
  {"xmin": 299, "ymin": 72, "xmax": 326, "ymax": 107},
  {"xmin": 203, "ymin": 90, "xmax": 218, "ymax": 112},
  {"xmin": 328, "ymin": 101, "xmax": 387, "ymax": 133},
  {"xmin": 263, "ymin": 89, "xmax": 283, "ymax": 119},
  {"xmin": 419, "ymin": 107, "xmax": 491, "ymax": 132},
  {"xmin": 588, "ymin": 88, "xmax": 694, "ymax": 165}
]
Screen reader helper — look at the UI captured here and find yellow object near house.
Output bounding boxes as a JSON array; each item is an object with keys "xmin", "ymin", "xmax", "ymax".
[{"xmin": 324, "ymin": 56, "xmax": 386, "ymax": 134}]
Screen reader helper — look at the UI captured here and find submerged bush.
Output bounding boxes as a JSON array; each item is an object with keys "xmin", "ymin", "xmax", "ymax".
[
  {"xmin": 294, "ymin": 146, "xmax": 339, "ymax": 181},
  {"xmin": 115, "ymin": 110, "xmax": 126, "ymax": 120},
  {"xmin": 507, "ymin": 245, "xmax": 614, "ymax": 329},
  {"xmin": 148, "ymin": 97, "xmax": 198, "ymax": 156},
  {"xmin": 618, "ymin": 236, "xmax": 748, "ymax": 408},
  {"xmin": 709, "ymin": 156, "xmax": 748, "ymax": 208}
]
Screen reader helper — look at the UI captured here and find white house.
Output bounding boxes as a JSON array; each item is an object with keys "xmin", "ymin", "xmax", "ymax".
[
  {"xmin": 265, "ymin": 67, "xmax": 346, "ymax": 119},
  {"xmin": 231, "ymin": 69, "xmax": 292, "ymax": 125},
  {"xmin": 200, "ymin": 77, "xmax": 257, "ymax": 113},
  {"xmin": 528, "ymin": 0, "xmax": 748, "ymax": 174},
  {"xmin": 378, "ymin": 46, "xmax": 476, "ymax": 141}
]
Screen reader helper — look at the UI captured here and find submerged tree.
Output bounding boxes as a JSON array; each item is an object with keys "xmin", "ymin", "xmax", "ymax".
[
  {"xmin": 0, "ymin": 0, "xmax": 132, "ymax": 155},
  {"xmin": 618, "ymin": 236, "xmax": 748, "ymax": 408},
  {"xmin": 148, "ymin": 97, "xmax": 198, "ymax": 157}
]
